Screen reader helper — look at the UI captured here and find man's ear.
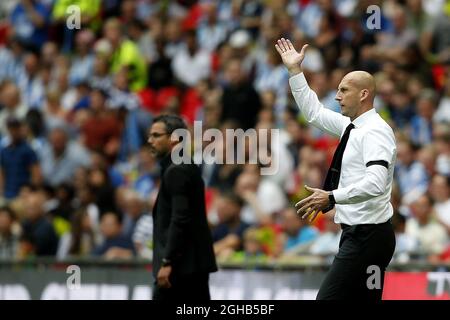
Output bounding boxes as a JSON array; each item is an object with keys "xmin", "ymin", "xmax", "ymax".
[{"xmin": 360, "ymin": 89, "xmax": 369, "ymax": 101}]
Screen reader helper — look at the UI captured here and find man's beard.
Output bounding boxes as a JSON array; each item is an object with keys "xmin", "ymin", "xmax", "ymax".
[{"xmin": 150, "ymin": 147, "xmax": 170, "ymax": 160}]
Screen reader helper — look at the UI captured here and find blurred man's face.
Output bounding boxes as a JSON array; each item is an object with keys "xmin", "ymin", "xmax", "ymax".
[
  {"xmin": 49, "ymin": 129, "xmax": 67, "ymax": 153},
  {"xmin": 411, "ymin": 196, "xmax": 431, "ymax": 222},
  {"xmin": 25, "ymin": 193, "xmax": 45, "ymax": 221},
  {"xmin": 216, "ymin": 197, "xmax": 240, "ymax": 223},
  {"xmin": 100, "ymin": 213, "xmax": 121, "ymax": 239},
  {"xmin": 430, "ymin": 175, "xmax": 450, "ymax": 202},
  {"xmin": 281, "ymin": 209, "xmax": 302, "ymax": 236},
  {"xmin": 90, "ymin": 91, "xmax": 105, "ymax": 111},
  {"xmin": 417, "ymin": 98, "xmax": 434, "ymax": 119},
  {"xmin": 396, "ymin": 142, "xmax": 413, "ymax": 165},
  {"xmin": 125, "ymin": 198, "xmax": 143, "ymax": 218},
  {"xmin": 0, "ymin": 211, "xmax": 12, "ymax": 234},
  {"xmin": 7, "ymin": 125, "xmax": 23, "ymax": 141},
  {"xmin": 1, "ymin": 84, "xmax": 20, "ymax": 109},
  {"xmin": 225, "ymin": 61, "xmax": 242, "ymax": 86},
  {"xmin": 147, "ymin": 122, "xmax": 172, "ymax": 159},
  {"xmin": 24, "ymin": 53, "xmax": 38, "ymax": 75},
  {"xmin": 104, "ymin": 24, "xmax": 121, "ymax": 46}
]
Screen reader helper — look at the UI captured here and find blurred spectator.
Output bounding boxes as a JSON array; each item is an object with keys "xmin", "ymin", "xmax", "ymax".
[
  {"xmin": 237, "ymin": 0, "xmax": 263, "ymax": 38},
  {"xmin": 20, "ymin": 190, "xmax": 58, "ymax": 257},
  {"xmin": 280, "ymin": 207, "xmax": 319, "ymax": 255},
  {"xmin": 366, "ymin": 4, "xmax": 418, "ymax": 66},
  {"xmin": 309, "ymin": 212, "xmax": 341, "ymax": 257},
  {"xmin": 220, "ymin": 58, "xmax": 261, "ymax": 130},
  {"xmin": 212, "ymin": 192, "xmax": 250, "ymax": 259},
  {"xmin": 48, "ymin": 183, "xmax": 75, "ymax": 221},
  {"xmin": 89, "ymin": 53, "xmax": 113, "ymax": 92},
  {"xmin": 172, "ymin": 29, "xmax": 211, "ymax": 87},
  {"xmin": 103, "ymin": 17, "xmax": 147, "ymax": 91},
  {"xmin": 420, "ymin": 8, "xmax": 450, "ymax": 65},
  {"xmin": 0, "ymin": 82, "xmax": 28, "ymax": 136},
  {"xmin": 87, "ymin": 167, "xmax": 117, "ymax": 214},
  {"xmin": 92, "ymin": 211, "xmax": 135, "ymax": 259},
  {"xmin": 132, "ymin": 147, "xmax": 158, "ymax": 199},
  {"xmin": 51, "ymin": 0, "xmax": 101, "ymax": 53},
  {"xmin": 0, "ymin": 206, "xmax": 21, "ymax": 259},
  {"xmin": 80, "ymin": 88, "xmax": 121, "ymax": 160},
  {"xmin": 434, "ymin": 79, "xmax": 450, "ymax": 123},
  {"xmin": 226, "ymin": 226, "xmax": 269, "ymax": 264},
  {"xmin": 395, "ymin": 139, "xmax": 429, "ymax": 205},
  {"xmin": 118, "ymin": 188, "xmax": 146, "ymax": 241},
  {"xmin": 43, "ymin": 88, "xmax": 69, "ymax": 130},
  {"xmin": 254, "ymin": 47, "xmax": 289, "ymax": 114},
  {"xmin": 68, "ymin": 29, "xmax": 95, "ymax": 86},
  {"xmin": 0, "ymin": 36, "xmax": 26, "ymax": 83},
  {"xmin": 409, "ymin": 89, "xmax": 437, "ymax": 146},
  {"xmin": 132, "ymin": 211, "xmax": 153, "ymax": 260},
  {"xmin": 130, "ymin": 15, "xmax": 160, "ymax": 65},
  {"xmin": 57, "ymin": 209, "xmax": 97, "ymax": 260},
  {"xmin": 405, "ymin": 194, "xmax": 448, "ymax": 256},
  {"xmin": 429, "ymin": 174, "xmax": 450, "ymax": 234},
  {"xmin": 0, "ymin": 118, "xmax": 41, "ymax": 200},
  {"xmin": 9, "ymin": 0, "xmax": 50, "ymax": 51},
  {"xmin": 38, "ymin": 126, "xmax": 91, "ymax": 187},
  {"xmin": 40, "ymin": 41, "xmax": 59, "ymax": 68},
  {"xmin": 197, "ymin": 2, "xmax": 228, "ymax": 53},
  {"xmin": 433, "ymin": 123, "xmax": 450, "ymax": 176},
  {"xmin": 147, "ymin": 37, "xmax": 174, "ymax": 90},
  {"xmin": 108, "ymin": 70, "xmax": 141, "ymax": 111},
  {"xmin": 234, "ymin": 166, "xmax": 287, "ymax": 225},
  {"xmin": 392, "ymin": 210, "xmax": 418, "ymax": 263},
  {"xmin": 16, "ymin": 51, "xmax": 45, "ymax": 109}
]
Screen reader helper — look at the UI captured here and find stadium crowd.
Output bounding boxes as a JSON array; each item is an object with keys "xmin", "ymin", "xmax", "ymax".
[{"xmin": 0, "ymin": 0, "xmax": 449, "ymax": 265}]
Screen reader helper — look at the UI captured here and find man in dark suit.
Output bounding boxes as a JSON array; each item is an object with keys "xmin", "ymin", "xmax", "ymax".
[{"xmin": 148, "ymin": 114, "xmax": 217, "ymax": 301}]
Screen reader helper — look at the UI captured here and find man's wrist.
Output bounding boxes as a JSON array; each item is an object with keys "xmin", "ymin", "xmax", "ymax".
[{"xmin": 288, "ymin": 66, "xmax": 303, "ymax": 77}]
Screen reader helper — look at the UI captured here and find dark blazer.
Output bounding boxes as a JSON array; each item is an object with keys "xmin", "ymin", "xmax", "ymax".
[{"xmin": 152, "ymin": 154, "xmax": 217, "ymax": 277}]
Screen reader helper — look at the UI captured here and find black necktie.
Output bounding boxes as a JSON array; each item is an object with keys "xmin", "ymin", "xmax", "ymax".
[{"xmin": 323, "ymin": 123, "xmax": 355, "ymax": 191}]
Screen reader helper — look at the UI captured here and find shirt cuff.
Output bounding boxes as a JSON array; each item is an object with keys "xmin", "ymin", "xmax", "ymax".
[
  {"xmin": 288, "ymin": 72, "xmax": 307, "ymax": 89},
  {"xmin": 332, "ymin": 188, "xmax": 349, "ymax": 204}
]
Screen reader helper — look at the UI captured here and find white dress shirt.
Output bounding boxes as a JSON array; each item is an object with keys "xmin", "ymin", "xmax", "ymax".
[{"xmin": 289, "ymin": 73, "xmax": 397, "ymax": 225}]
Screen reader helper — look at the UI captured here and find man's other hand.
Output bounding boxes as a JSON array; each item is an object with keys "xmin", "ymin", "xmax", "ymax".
[{"xmin": 157, "ymin": 265, "xmax": 172, "ymax": 288}]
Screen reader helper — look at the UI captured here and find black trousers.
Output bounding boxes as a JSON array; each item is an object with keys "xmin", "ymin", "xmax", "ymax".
[
  {"xmin": 316, "ymin": 219, "xmax": 396, "ymax": 300},
  {"xmin": 152, "ymin": 272, "xmax": 211, "ymax": 301}
]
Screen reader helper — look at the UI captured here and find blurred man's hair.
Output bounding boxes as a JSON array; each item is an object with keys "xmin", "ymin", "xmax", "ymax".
[{"xmin": 152, "ymin": 114, "xmax": 187, "ymax": 134}]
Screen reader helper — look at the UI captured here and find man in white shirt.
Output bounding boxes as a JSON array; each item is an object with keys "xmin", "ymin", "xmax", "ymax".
[{"xmin": 275, "ymin": 38, "xmax": 396, "ymax": 300}]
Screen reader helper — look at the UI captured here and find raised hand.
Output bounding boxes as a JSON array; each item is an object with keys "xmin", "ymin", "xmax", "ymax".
[{"xmin": 275, "ymin": 38, "xmax": 308, "ymax": 75}]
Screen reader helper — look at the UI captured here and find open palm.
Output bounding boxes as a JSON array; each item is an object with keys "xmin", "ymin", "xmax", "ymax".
[{"xmin": 275, "ymin": 38, "xmax": 308, "ymax": 71}]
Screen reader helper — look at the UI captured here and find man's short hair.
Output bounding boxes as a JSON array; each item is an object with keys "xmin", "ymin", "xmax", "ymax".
[
  {"xmin": 152, "ymin": 114, "xmax": 187, "ymax": 134},
  {"xmin": 221, "ymin": 191, "xmax": 244, "ymax": 208}
]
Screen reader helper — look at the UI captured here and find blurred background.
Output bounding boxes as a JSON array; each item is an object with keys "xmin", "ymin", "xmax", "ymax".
[{"xmin": 0, "ymin": 0, "xmax": 449, "ymax": 300}]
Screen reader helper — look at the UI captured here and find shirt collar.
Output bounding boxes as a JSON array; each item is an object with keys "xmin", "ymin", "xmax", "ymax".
[{"xmin": 352, "ymin": 108, "xmax": 377, "ymax": 128}]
